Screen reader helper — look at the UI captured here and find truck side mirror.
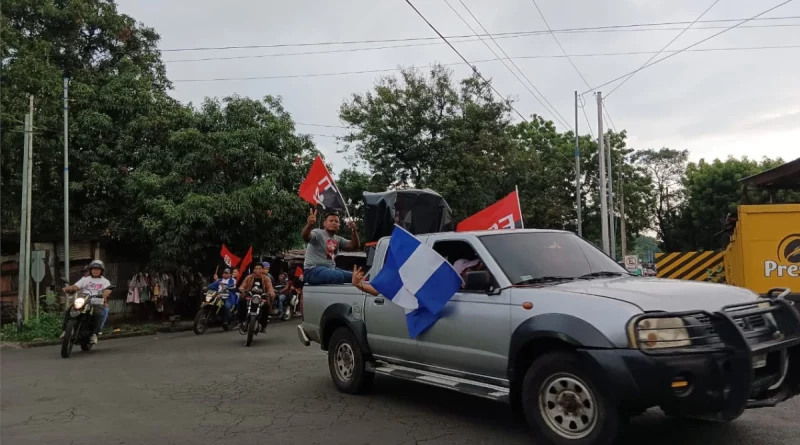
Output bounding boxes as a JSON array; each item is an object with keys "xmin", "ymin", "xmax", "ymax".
[{"xmin": 464, "ymin": 270, "xmax": 491, "ymax": 293}]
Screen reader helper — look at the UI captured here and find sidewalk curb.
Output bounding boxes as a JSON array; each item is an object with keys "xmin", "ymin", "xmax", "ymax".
[{"xmin": 5, "ymin": 325, "xmax": 195, "ymax": 349}]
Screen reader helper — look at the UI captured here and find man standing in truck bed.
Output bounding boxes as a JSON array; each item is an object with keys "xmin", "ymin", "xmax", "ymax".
[{"xmin": 302, "ymin": 209, "xmax": 360, "ymax": 285}]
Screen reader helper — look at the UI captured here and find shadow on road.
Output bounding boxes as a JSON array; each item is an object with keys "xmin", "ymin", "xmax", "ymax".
[{"xmin": 368, "ymin": 376, "xmax": 742, "ymax": 445}]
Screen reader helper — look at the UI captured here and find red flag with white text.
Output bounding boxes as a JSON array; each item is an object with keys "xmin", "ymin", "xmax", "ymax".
[
  {"xmin": 298, "ymin": 155, "xmax": 346, "ymax": 211},
  {"xmin": 456, "ymin": 190, "xmax": 523, "ymax": 232},
  {"xmin": 220, "ymin": 244, "xmax": 242, "ymax": 268},
  {"xmin": 239, "ymin": 246, "xmax": 253, "ymax": 273}
]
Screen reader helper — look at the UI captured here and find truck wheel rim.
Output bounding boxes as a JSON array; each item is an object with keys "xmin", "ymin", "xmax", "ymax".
[
  {"xmin": 539, "ymin": 373, "xmax": 598, "ymax": 439},
  {"xmin": 334, "ymin": 342, "xmax": 355, "ymax": 382}
]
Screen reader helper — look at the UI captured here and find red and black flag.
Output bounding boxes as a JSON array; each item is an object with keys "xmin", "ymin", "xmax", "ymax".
[
  {"xmin": 220, "ymin": 244, "xmax": 242, "ymax": 268},
  {"xmin": 298, "ymin": 155, "xmax": 346, "ymax": 212},
  {"xmin": 457, "ymin": 189, "xmax": 524, "ymax": 232}
]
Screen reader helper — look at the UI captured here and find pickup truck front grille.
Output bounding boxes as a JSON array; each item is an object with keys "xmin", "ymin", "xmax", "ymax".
[
  {"xmin": 633, "ymin": 298, "xmax": 800, "ymax": 355},
  {"xmin": 694, "ymin": 313, "xmax": 767, "ymax": 336}
]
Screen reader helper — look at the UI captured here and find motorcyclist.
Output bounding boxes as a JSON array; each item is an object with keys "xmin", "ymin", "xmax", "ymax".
[
  {"xmin": 60, "ymin": 260, "xmax": 111, "ymax": 344},
  {"xmin": 238, "ymin": 262, "xmax": 276, "ymax": 332},
  {"xmin": 207, "ymin": 268, "xmax": 238, "ymax": 323}
]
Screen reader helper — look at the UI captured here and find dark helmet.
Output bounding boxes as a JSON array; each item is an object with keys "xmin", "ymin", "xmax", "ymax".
[{"xmin": 88, "ymin": 260, "xmax": 105, "ymax": 272}]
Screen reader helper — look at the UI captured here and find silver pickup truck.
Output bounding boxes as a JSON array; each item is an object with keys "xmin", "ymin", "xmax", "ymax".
[{"xmin": 297, "ymin": 229, "xmax": 800, "ymax": 445}]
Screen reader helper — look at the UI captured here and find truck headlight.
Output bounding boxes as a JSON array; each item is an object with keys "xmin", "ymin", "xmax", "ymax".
[
  {"xmin": 73, "ymin": 297, "xmax": 86, "ymax": 309},
  {"xmin": 630, "ymin": 316, "xmax": 691, "ymax": 349}
]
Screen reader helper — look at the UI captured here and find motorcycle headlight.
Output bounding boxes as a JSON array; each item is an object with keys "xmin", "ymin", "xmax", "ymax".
[
  {"xmin": 205, "ymin": 295, "xmax": 213, "ymax": 302},
  {"xmin": 251, "ymin": 296, "xmax": 261, "ymax": 305},
  {"xmin": 73, "ymin": 297, "xmax": 86, "ymax": 309},
  {"xmin": 629, "ymin": 316, "xmax": 691, "ymax": 349}
]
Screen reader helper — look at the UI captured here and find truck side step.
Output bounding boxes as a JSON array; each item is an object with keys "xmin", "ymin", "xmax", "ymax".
[{"xmin": 372, "ymin": 362, "xmax": 510, "ymax": 403}]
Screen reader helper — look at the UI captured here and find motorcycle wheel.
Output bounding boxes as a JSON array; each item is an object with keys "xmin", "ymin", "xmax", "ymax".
[
  {"xmin": 245, "ymin": 316, "xmax": 256, "ymax": 347},
  {"xmin": 193, "ymin": 308, "xmax": 210, "ymax": 335},
  {"xmin": 61, "ymin": 320, "xmax": 76, "ymax": 358}
]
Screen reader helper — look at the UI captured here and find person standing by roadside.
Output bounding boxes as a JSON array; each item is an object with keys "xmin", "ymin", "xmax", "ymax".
[{"xmin": 301, "ymin": 209, "xmax": 360, "ymax": 285}]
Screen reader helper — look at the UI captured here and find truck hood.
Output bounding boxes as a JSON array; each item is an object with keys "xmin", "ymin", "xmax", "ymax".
[{"xmin": 554, "ymin": 277, "xmax": 759, "ymax": 312}]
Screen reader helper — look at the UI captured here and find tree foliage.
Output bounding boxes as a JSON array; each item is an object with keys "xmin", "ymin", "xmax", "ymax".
[
  {"xmin": 339, "ymin": 65, "xmax": 656, "ymax": 251},
  {"xmin": 2, "ymin": 1, "xmax": 313, "ymax": 270}
]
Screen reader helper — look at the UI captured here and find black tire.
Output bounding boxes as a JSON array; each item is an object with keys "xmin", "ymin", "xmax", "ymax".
[
  {"xmin": 521, "ymin": 351, "xmax": 619, "ymax": 445},
  {"xmin": 327, "ymin": 327, "xmax": 374, "ymax": 395},
  {"xmin": 193, "ymin": 308, "xmax": 210, "ymax": 335},
  {"xmin": 245, "ymin": 316, "xmax": 256, "ymax": 347},
  {"xmin": 80, "ymin": 342, "xmax": 93, "ymax": 352},
  {"xmin": 61, "ymin": 320, "xmax": 76, "ymax": 358}
]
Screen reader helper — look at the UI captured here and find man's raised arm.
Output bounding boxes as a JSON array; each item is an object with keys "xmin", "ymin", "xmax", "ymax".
[{"xmin": 301, "ymin": 208, "xmax": 317, "ymax": 242}]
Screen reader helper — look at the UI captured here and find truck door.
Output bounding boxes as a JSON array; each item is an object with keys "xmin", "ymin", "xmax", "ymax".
[
  {"xmin": 416, "ymin": 239, "xmax": 511, "ymax": 382},
  {"xmin": 363, "ymin": 240, "xmax": 421, "ymax": 363}
]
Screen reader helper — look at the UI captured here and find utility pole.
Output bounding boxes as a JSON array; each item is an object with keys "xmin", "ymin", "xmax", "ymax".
[
  {"xmin": 619, "ymin": 155, "xmax": 627, "ymax": 258},
  {"xmin": 24, "ymin": 96, "xmax": 34, "ymax": 320},
  {"xmin": 64, "ymin": 77, "xmax": 70, "ymax": 285},
  {"xmin": 596, "ymin": 92, "xmax": 610, "ymax": 255},
  {"xmin": 17, "ymin": 114, "xmax": 31, "ymax": 331},
  {"xmin": 574, "ymin": 91, "xmax": 582, "ymax": 237},
  {"xmin": 606, "ymin": 135, "xmax": 616, "ymax": 260}
]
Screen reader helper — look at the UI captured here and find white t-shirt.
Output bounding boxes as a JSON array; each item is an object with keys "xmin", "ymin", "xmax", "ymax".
[{"xmin": 74, "ymin": 276, "xmax": 112, "ymax": 297}]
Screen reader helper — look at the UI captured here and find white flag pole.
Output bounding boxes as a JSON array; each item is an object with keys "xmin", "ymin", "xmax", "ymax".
[{"xmin": 515, "ymin": 185, "xmax": 524, "ymax": 229}]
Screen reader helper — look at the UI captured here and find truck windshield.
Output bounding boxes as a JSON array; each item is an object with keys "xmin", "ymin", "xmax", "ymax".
[{"xmin": 479, "ymin": 232, "xmax": 628, "ymax": 285}]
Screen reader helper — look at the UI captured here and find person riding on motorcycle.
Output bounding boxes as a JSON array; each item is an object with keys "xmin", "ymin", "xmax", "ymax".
[
  {"xmin": 238, "ymin": 262, "xmax": 276, "ymax": 332},
  {"xmin": 207, "ymin": 268, "xmax": 238, "ymax": 323},
  {"xmin": 61, "ymin": 260, "xmax": 111, "ymax": 344}
]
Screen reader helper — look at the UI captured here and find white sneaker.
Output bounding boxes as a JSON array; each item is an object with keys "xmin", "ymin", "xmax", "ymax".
[{"xmin": 90, "ymin": 334, "xmax": 98, "ymax": 344}]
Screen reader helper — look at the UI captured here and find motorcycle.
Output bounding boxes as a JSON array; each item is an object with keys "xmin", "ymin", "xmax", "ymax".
[
  {"xmin": 61, "ymin": 285, "xmax": 115, "ymax": 359},
  {"xmin": 241, "ymin": 285, "xmax": 268, "ymax": 346},
  {"xmin": 193, "ymin": 284, "xmax": 236, "ymax": 335},
  {"xmin": 271, "ymin": 285, "xmax": 298, "ymax": 322}
]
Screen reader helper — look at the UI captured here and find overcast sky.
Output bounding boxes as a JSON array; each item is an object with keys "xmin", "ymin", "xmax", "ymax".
[{"xmin": 117, "ymin": 0, "xmax": 800, "ymax": 175}]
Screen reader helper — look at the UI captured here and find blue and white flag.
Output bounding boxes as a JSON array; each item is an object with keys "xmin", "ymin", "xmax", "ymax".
[{"xmin": 370, "ymin": 226, "xmax": 463, "ymax": 338}]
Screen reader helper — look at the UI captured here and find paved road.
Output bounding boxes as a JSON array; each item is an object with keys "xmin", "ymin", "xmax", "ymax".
[{"xmin": 2, "ymin": 322, "xmax": 798, "ymax": 445}]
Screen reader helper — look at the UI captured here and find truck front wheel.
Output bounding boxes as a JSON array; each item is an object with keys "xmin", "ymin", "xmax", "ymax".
[
  {"xmin": 522, "ymin": 351, "xmax": 619, "ymax": 445},
  {"xmin": 328, "ymin": 327, "xmax": 374, "ymax": 395}
]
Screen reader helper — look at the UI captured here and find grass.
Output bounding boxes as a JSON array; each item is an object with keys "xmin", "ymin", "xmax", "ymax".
[{"xmin": 1, "ymin": 313, "xmax": 164, "ymax": 343}]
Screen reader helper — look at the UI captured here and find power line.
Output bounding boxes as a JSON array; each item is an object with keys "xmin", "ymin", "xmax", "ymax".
[
  {"xmin": 166, "ymin": 43, "xmax": 800, "ymax": 64},
  {"xmin": 444, "ymin": 0, "xmax": 571, "ymax": 129},
  {"xmin": 530, "ymin": 0, "xmax": 592, "ymax": 89},
  {"xmin": 403, "ymin": 0, "xmax": 529, "ymax": 123},
  {"xmin": 580, "ymin": 101, "xmax": 594, "ymax": 138},
  {"xmin": 602, "ymin": 102, "xmax": 618, "ymax": 133},
  {"xmin": 457, "ymin": 0, "xmax": 574, "ymax": 130},
  {"xmin": 160, "ymin": 16, "xmax": 800, "ymax": 53},
  {"xmin": 296, "ymin": 122, "xmax": 348, "ymax": 129},
  {"xmin": 171, "ymin": 44, "xmax": 800, "ymax": 83},
  {"xmin": 581, "ymin": 0, "xmax": 796, "ymax": 96},
  {"xmin": 606, "ymin": 0, "xmax": 721, "ymax": 98}
]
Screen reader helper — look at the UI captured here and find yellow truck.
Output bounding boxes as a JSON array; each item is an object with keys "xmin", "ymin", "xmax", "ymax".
[{"xmin": 724, "ymin": 204, "xmax": 800, "ymax": 301}]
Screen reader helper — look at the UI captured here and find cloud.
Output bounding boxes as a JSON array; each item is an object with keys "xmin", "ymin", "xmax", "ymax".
[{"xmin": 117, "ymin": 0, "xmax": 800, "ymax": 170}]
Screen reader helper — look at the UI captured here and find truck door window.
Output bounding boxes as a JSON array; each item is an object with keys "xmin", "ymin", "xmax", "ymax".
[{"xmin": 432, "ymin": 240, "xmax": 492, "ymax": 293}]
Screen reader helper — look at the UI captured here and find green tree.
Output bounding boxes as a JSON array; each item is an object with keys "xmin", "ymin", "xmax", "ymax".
[
  {"xmin": 123, "ymin": 96, "xmax": 314, "ymax": 269},
  {"xmin": 630, "ymin": 148, "xmax": 689, "ymax": 251},
  {"xmin": 339, "ymin": 64, "xmax": 517, "ymax": 221},
  {"xmin": 678, "ymin": 157, "xmax": 785, "ymax": 250}
]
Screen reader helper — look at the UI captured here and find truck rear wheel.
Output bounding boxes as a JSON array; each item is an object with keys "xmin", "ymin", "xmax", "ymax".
[
  {"xmin": 522, "ymin": 351, "xmax": 619, "ymax": 445},
  {"xmin": 328, "ymin": 327, "xmax": 373, "ymax": 395}
]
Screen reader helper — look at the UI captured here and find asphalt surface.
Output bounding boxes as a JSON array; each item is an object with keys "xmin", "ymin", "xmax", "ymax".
[{"xmin": 2, "ymin": 322, "xmax": 798, "ymax": 445}]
